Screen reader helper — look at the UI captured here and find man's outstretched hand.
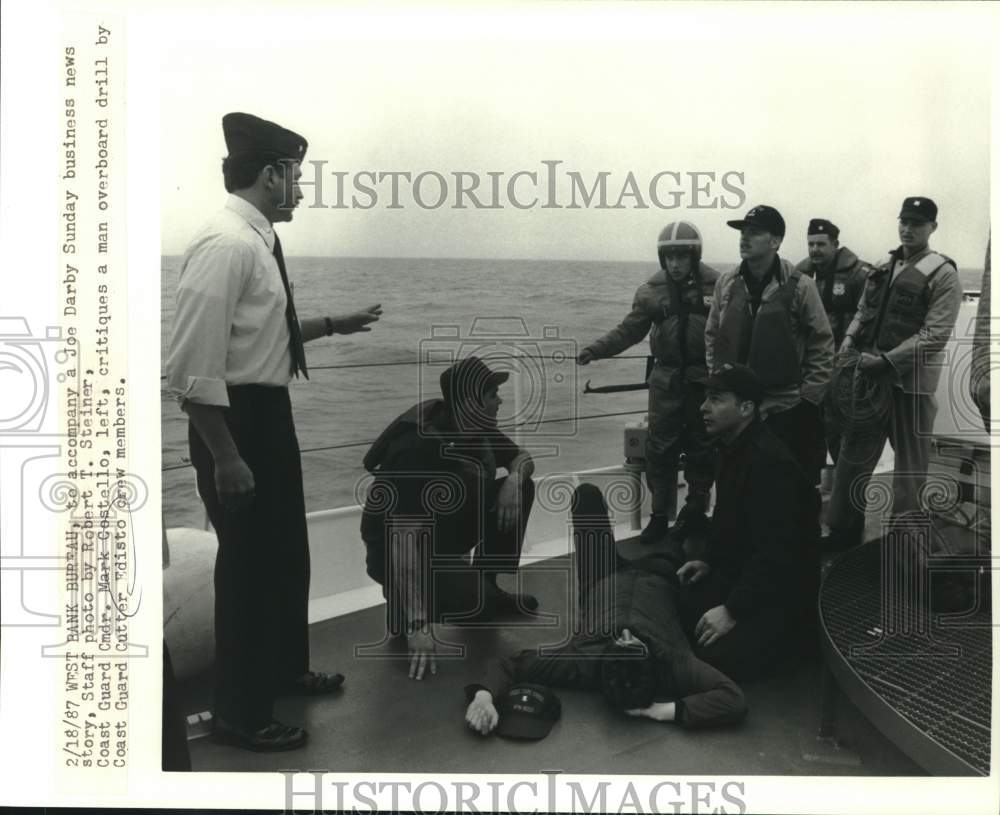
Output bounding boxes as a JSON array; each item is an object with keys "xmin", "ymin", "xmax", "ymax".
[
  {"xmin": 330, "ymin": 304, "xmax": 383, "ymax": 334},
  {"xmin": 465, "ymin": 690, "xmax": 499, "ymax": 735}
]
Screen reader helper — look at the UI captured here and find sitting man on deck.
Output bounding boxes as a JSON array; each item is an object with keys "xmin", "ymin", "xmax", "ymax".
[
  {"xmin": 464, "ymin": 481, "xmax": 747, "ymax": 734},
  {"xmin": 361, "ymin": 356, "xmax": 539, "ymax": 681},
  {"xmin": 676, "ymin": 363, "xmax": 820, "ymax": 682}
]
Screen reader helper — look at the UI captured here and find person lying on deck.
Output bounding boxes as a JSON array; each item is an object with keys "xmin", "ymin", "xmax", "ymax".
[{"xmin": 463, "ymin": 482, "xmax": 748, "ymax": 733}]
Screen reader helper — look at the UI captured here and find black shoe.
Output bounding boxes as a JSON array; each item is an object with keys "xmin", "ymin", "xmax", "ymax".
[
  {"xmin": 670, "ymin": 506, "xmax": 709, "ymax": 543},
  {"xmin": 639, "ymin": 514, "xmax": 671, "ymax": 546},
  {"xmin": 211, "ymin": 716, "xmax": 308, "ymax": 752},
  {"xmin": 493, "ymin": 586, "xmax": 540, "ymax": 615}
]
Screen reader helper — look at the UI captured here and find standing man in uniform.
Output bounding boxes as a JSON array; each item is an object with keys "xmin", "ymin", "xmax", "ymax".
[
  {"xmin": 795, "ymin": 219, "xmax": 872, "ymax": 464},
  {"xmin": 827, "ymin": 197, "xmax": 962, "ymax": 549},
  {"xmin": 166, "ymin": 112, "xmax": 383, "ymax": 751},
  {"xmin": 578, "ymin": 222, "xmax": 719, "ymax": 546},
  {"xmin": 705, "ymin": 204, "xmax": 834, "ymax": 487}
]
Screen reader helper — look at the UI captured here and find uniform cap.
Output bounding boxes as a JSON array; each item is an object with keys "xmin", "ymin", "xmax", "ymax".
[
  {"xmin": 807, "ymin": 218, "xmax": 840, "ymax": 240},
  {"xmin": 439, "ymin": 356, "xmax": 509, "ymax": 406},
  {"xmin": 727, "ymin": 204, "xmax": 786, "ymax": 238},
  {"xmin": 706, "ymin": 363, "xmax": 764, "ymax": 405},
  {"xmin": 222, "ymin": 112, "xmax": 308, "ymax": 162},
  {"xmin": 898, "ymin": 196, "xmax": 938, "ymax": 223}
]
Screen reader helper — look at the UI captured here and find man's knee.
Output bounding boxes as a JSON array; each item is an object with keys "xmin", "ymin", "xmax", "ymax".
[{"xmin": 572, "ymin": 482, "xmax": 607, "ymax": 516}]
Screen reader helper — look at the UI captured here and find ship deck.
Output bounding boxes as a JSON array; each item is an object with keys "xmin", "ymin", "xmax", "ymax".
[{"xmin": 178, "ymin": 542, "xmax": 925, "ymax": 776}]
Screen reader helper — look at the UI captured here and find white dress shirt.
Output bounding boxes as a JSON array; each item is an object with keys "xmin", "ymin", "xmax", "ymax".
[{"xmin": 166, "ymin": 195, "xmax": 293, "ymax": 407}]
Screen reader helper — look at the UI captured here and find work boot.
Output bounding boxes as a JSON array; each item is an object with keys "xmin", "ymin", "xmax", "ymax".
[{"xmin": 639, "ymin": 513, "xmax": 671, "ymax": 546}]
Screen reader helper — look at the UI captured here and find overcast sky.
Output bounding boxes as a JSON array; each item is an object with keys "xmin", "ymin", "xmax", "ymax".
[{"xmin": 157, "ymin": 3, "xmax": 993, "ymax": 267}]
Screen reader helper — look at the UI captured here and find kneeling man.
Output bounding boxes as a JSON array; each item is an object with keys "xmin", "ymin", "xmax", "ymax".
[
  {"xmin": 361, "ymin": 356, "xmax": 538, "ymax": 681},
  {"xmin": 677, "ymin": 363, "xmax": 819, "ymax": 681}
]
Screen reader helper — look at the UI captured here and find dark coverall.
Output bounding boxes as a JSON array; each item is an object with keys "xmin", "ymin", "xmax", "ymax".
[{"xmin": 361, "ymin": 399, "xmax": 534, "ymax": 630}]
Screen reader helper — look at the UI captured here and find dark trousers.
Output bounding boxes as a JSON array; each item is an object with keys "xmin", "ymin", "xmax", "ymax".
[
  {"xmin": 821, "ymin": 392, "xmax": 842, "ymax": 464},
  {"xmin": 162, "ymin": 643, "xmax": 191, "ymax": 771},
  {"xmin": 765, "ymin": 399, "xmax": 825, "ymax": 486},
  {"xmin": 676, "ymin": 575, "xmax": 797, "ymax": 682},
  {"xmin": 570, "ymin": 482, "xmax": 684, "ymax": 635},
  {"xmin": 383, "ymin": 476, "xmax": 535, "ymax": 627},
  {"xmin": 189, "ymin": 385, "xmax": 310, "ymax": 730}
]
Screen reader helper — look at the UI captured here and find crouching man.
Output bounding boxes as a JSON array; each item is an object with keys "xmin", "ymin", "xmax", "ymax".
[
  {"xmin": 677, "ymin": 363, "xmax": 820, "ymax": 681},
  {"xmin": 464, "ymin": 482, "xmax": 747, "ymax": 733},
  {"xmin": 361, "ymin": 356, "xmax": 538, "ymax": 681}
]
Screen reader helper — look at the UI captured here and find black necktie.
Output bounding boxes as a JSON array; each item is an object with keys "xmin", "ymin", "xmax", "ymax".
[{"xmin": 272, "ymin": 233, "xmax": 309, "ymax": 379}]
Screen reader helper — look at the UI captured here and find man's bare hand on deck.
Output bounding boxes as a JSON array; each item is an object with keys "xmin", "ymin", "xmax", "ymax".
[
  {"xmin": 465, "ymin": 690, "xmax": 499, "ymax": 735},
  {"xmin": 407, "ymin": 624, "xmax": 438, "ymax": 680}
]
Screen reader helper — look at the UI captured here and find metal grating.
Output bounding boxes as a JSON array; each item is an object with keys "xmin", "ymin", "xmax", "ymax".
[{"xmin": 820, "ymin": 541, "xmax": 992, "ymax": 776}]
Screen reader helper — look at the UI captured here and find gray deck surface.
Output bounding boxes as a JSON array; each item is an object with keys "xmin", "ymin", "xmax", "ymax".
[{"xmin": 181, "ymin": 543, "xmax": 922, "ymax": 776}]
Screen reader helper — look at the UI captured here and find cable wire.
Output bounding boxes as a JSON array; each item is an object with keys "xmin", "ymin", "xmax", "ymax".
[{"xmin": 161, "ymin": 408, "xmax": 648, "ymax": 472}]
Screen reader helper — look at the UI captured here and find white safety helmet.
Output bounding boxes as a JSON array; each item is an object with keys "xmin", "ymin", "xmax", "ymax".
[{"xmin": 657, "ymin": 221, "xmax": 703, "ymax": 269}]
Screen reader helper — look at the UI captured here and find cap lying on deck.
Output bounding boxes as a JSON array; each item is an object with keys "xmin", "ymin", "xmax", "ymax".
[{"xmin": 495, "ymin": 683, "xmax": 562, "ymax": 740}]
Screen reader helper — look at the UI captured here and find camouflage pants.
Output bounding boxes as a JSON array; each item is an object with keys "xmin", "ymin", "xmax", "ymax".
[{"xmin": 646, "ymin": 366, "xmax": 714, "ymax": 517}]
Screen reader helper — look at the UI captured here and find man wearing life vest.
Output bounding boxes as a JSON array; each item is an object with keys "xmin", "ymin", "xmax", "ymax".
[
  {"xmin": 794, "ymin": 218, "xmax": 873, "ymax": 464},
  {"xmin": 826, "ymin": 197, "xmax": 963, "ymax": 549},
  {"xmin": 705, "ymin": 204, "xmax": 834, "ymax": 486},
  {"xmin": 578, "ymin": 222, "xmax": 719, "ymax": 546}
]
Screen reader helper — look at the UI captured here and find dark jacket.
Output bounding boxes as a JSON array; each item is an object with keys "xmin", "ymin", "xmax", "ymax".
[
  {"xmin": 485, "ymin": 560, "xmax": 747, "ymax": 729},
  {"xmin": 794, "ymin": 246, "xmax": 871, "ymax": 348},
  {"xmin": 707, "ymin": 418, "xmax": 819, "ymax": 620}
]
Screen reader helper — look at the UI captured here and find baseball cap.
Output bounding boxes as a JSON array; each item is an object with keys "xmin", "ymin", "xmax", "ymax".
[
  {"xmin": 494, "ymin": 684, "xmax": 562, "ymax": 740},
  {"xmin": 807, "ymin": 218, "xmax": 840, "ymax": 240},
  {"xmin": 727, "ymin": 204, "xmax": 786, "ymax": 237},
  {"xmin": 898, "ymin": 196, "xmax": 938, "ymax": 223},
  {"xmin": 706, "ymin": 363, "xmax": 764, "ymax": 405},
  {"xmin": 439, "ymin": 356, "xmax": 510, "ymax": 405}
]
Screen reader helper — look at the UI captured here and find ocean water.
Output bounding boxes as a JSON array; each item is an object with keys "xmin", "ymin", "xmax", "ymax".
[{"xmin": 160, "ymin": 256, "xmax": 984, "ymax": 529}]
